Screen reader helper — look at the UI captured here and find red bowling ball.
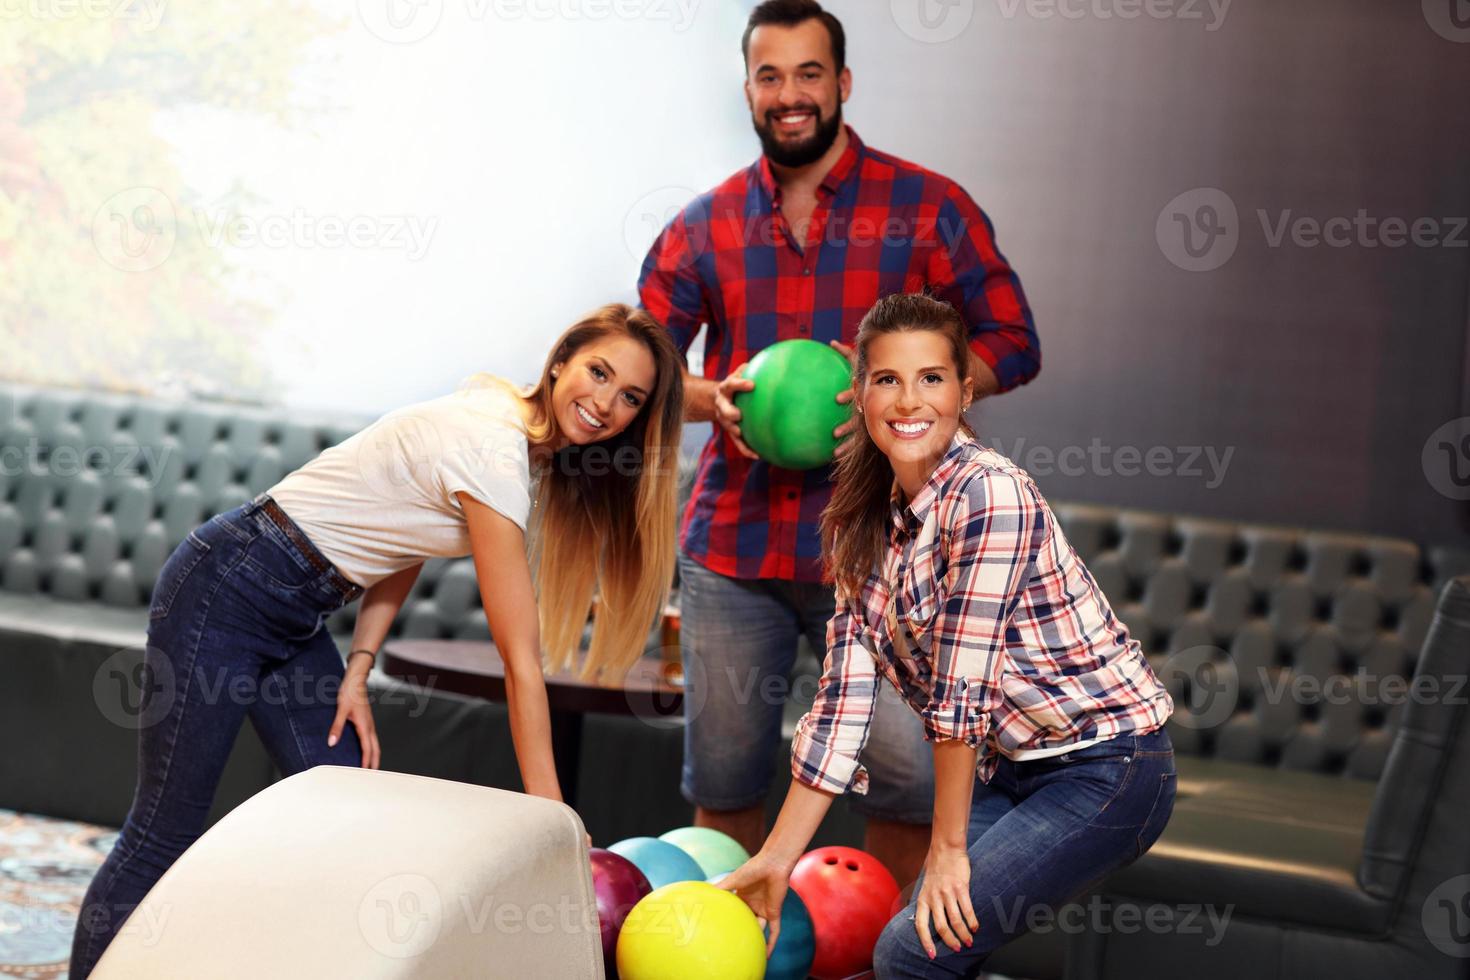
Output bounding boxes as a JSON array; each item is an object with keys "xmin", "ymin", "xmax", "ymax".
[
  {"xmin": 589, "ymin": 847, "xmax": 653, "ymax": 976},
  {"xmin": 789, "ymin": 846, "xmax": 901, "ymax": 979}
]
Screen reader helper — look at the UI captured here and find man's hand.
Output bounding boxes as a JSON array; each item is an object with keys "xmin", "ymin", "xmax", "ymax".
[
  {"xmin": 714, "ymin": 369, "xmax": 759, "ymax": 460},
  {"xmin": 830, "ymin": 340, "xmax": 860, "ymax": 461}
]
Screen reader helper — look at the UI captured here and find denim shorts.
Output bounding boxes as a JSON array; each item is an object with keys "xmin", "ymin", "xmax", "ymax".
[{"xmin": 676, "ymin": 551, "xmax": 935, "ymax": 823}]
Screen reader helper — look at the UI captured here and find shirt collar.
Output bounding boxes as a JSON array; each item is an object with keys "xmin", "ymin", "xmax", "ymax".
[
  {"xmin": 756, "ymin": 124, "xmax": 864, "ymax": 205},
  {"xmin": 889, "ymin": 430, "xmax": 978, "ymax": 535}
]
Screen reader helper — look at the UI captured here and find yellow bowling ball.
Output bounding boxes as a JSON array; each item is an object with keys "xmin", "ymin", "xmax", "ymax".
[{"xmin": 615, "ymin": 880, "xmax": 767, "ymax": 980}]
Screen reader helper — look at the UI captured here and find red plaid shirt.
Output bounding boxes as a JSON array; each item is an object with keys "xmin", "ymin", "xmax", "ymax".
[
  {"xmin": 791, "ymin": 432, "xmax": 1174, "ymax": 793},
  {"xmin": 638, "ymin": 126, "xmax": 1038, "ymax": 582}
]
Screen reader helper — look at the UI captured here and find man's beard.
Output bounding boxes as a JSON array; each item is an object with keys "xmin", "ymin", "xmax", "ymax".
[{"xmin": 753, "ymin": 102, "xmax": 843, "ymax": 168}]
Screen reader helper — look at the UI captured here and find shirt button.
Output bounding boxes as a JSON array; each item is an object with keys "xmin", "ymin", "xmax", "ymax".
[
  {"xmin": 786, "ymin": 491, "xmax": 797, "ymax": 500},
  {"xmin": 798, "ymin": 324, "xmax": 809, "ymax": 334},
  {"xmin": 803, "ymin": 267, "xmax": 811, "ymax": 276}
]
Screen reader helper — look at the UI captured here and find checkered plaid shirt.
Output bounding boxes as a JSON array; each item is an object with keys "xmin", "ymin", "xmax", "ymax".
[
  {"xmin": 638, "ymin": 126, "xmax": 1039, "ymax": 582},
  {"xmin": 791, "ymin": 433, "xmax": 1174, "ymax": 793}
]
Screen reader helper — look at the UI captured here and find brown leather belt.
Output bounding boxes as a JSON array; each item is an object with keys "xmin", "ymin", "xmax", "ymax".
[{"xmin": 250, "ymin": 495, "xmax": 362, "ymax": 604}]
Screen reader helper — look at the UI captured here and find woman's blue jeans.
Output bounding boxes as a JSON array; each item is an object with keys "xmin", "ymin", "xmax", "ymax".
[
  {"xmin": 69, "ymin": 495, "xmax": 364, "ymax": 978},
  {"xmin": 873, "ymin": 726, "xmax": 1178, "ymax": 979}
]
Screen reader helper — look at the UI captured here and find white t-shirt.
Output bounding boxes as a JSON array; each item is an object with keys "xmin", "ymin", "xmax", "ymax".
[{"xmin": 267, "ymin": 383, "xmax": 533, "ymax": 588}]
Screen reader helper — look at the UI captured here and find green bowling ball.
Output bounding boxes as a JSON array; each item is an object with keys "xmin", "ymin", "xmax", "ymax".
[
  {"xmin": 733, "ymin": 339, "xmax": 853, "ymax": 470},
  {"xmin": 658, "ymin": 826, "xmax": 750, "ymax": 879}
]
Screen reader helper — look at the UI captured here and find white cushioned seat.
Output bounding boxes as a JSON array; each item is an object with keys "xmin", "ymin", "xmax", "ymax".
[{"xmin": 92, "ymin": 767, "xmax": 604, "ymax": 979}]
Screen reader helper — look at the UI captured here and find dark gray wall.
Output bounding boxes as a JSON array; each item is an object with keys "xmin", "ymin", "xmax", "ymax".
[{"xmin": 818, "ymin": 0, "xmax": 1470, "ymax": 547}]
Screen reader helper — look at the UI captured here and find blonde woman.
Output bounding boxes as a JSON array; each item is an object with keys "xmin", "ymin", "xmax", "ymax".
[
  {"xmin": 722, "ymin": 293, "xmax": 1174, "ymax": 978},
  {"xmin": 72, "ymin": 303, "xmax": 684, "ymax": 978}
]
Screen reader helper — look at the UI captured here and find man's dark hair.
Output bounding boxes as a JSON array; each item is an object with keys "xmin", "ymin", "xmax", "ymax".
[{"xmin": 742, "ymin": 0, "xmax": 846, "ymax": 74}]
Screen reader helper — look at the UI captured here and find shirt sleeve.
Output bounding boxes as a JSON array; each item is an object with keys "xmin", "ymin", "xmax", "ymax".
[
  {"xmin": 435, "ymin": 408, "xmax": 531, "ymax": 531},
  {"xmin": 925, "ymin": 182, "xmax": 1040, "ymax": 393},
  {"xmin": 921, "ymin": 469, "xmax": 1042, "ymax": 745},
  {"xmin": 636, "ymin": 206, "xmax": 711, "ymax": 357},
  {"xmin": 790, "ymin": 597, "xmax": 881, "ymax": 796}
]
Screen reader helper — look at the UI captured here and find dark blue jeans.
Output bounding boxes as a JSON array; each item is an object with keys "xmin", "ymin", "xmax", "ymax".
[
  {"xmin": 69, "ymin": 495, "xmax": 364, "ymax": 978},
  {"xmin": 873, "ymin": 727, "xmax": 1177, "ymax": 978}
]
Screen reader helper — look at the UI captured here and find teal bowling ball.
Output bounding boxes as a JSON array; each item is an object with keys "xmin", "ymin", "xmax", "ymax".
[
  {"xmin": 607, "ymin": 837, "xmax": 705, "ymax": 890},
  {"xmin": 767, "ymin": 887, "xmax": 817, "ymax": 980}
]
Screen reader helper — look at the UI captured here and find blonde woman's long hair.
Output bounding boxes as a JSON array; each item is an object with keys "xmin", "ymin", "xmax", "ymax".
[
  {"xmin": 468, "ymin": 304, "xmax": 684, "ymax": 680},
  {"xmin": 820, "ymin": 293, "xmax": 976, "ymax": 603}
]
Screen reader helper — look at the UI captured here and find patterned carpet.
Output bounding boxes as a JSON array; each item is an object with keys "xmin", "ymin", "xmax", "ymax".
[{"xmin": 0, "ymin": 810, "xmax": 116, "ymax": 979}]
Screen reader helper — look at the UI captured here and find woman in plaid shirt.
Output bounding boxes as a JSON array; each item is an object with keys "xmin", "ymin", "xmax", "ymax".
[{"xmin": 722, "ymin": 293, "xmax": 1176, "ymax": 977}]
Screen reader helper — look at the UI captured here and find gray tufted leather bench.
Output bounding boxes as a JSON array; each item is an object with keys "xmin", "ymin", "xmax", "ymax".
[
  {"xmin": 4, "ymin": 381, "xmax": 1469, "ymax": 978},
  {"xmin": 0, "ymin": 383, "xmax": 527, "ymax": 829},
  {"xmin": 981, "ymin": 510, "xmax": 1470, "ymax": 979}
]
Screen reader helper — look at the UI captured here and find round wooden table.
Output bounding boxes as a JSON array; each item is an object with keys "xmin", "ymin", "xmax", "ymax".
[{"xmin": 381, "ymin": 639, "xmax": 683, "ymax": 807}]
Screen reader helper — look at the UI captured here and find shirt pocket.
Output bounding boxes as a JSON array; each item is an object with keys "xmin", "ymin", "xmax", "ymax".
[
  {"xmin": 897, "ymin": 538, "xmax": 943, "ymax": 641},
  {"xmin": 897, "ymin": 581, "xmax": 937, "ymax": 642}
]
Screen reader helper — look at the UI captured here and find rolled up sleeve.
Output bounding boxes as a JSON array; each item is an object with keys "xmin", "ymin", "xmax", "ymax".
[
  {"xmin": 926, "ymin": 183, "xmax": 1040, "ymax": 393},
  {"xmin": 790, "ymin": 599, "xmax": 880, "ymax": 796},
  {"xmin": 922, "ymin": 470, "xmax": 1042, "ymax": 746}
]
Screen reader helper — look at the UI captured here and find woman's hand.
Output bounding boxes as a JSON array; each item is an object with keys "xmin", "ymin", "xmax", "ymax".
[
  {"xmin": 914, "ymin": 844, "xmax": 978, "ymax": 958},
  {"xmin": 718, "ymin": 852, "xmax": 794, "ymax": 956},
  {"xmin": 328, "ymin": 656, "xmax": 380, "ymax": 769}
]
